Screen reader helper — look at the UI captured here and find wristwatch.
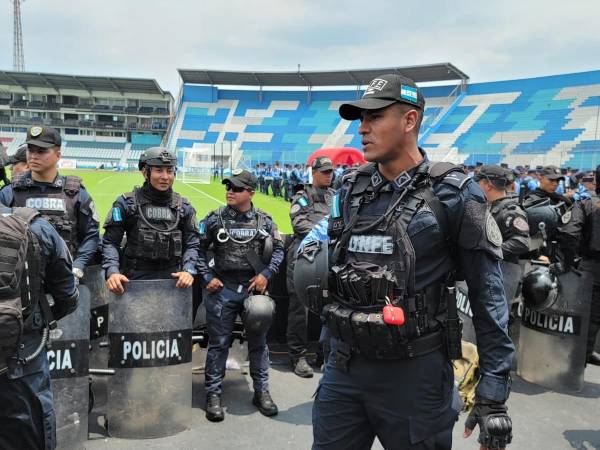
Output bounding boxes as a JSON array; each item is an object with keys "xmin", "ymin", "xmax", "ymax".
[{"xmin": 73, "ymin": 268, "xmax": 84, "ymax": 279}]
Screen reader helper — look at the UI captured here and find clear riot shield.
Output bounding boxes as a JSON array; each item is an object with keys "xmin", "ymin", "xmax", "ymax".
[
  {"xmin": 82, "ymin": 264, "xmax": 111, "ymax": 432},
  {"xmin": 107, "ymin": 279, "xmax": 192, "ymax": 439},
  {"xmin": 518, "ymin": 269, "xmax": 593, "ymax": 392},
  {"xmin": 500, "ymin": 260, "xmax": 523, "ymax": 302},
  {"xmin": 48, "ymin": 284, "xmax": 91, "ymax": 450}
]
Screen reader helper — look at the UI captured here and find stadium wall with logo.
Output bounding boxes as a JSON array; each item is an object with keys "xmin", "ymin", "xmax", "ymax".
[{"xmin": 170, "ymin": 70, "xmax": 600, "ymax": 169}]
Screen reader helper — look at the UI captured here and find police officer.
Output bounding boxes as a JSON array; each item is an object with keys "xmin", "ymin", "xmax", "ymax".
[
  {"xmin": 559, "ymin": 176, "xmax": 600, "ymax": 365},
  {"xmin": 474, "ymin": 165, "xmax": 530, "ymax": 264},
  {"xmin": 0, "ymin": 126, "xmax": 100, "ymax": 281},
  {"xmin": 6, "ymin": 144, "xmax": 29, "ymax": 179},
  {"xmin": 197, "ymin": 169, "xmax": 284, "ymax": 422},
  {"xmin": 102, "ymin": 147, "xmax": 199, "ymax": 293},
  {"xmin": 287, "ymin": 156, "xmax": 335, "ymax": 378},
  {"xmin": 524, "ymin": 165, "xmax": 571, "ymax": 207},
  {"xmin": 272, "ymin": 162, "xmax": 282, "ymax": 197},
  {"xmin": 0, "ymin": 207, "xmax": 78, "ymax": 450},
  {"xmin": 302, "ymin": 74, "xmax": 514, "ymax": 449}
]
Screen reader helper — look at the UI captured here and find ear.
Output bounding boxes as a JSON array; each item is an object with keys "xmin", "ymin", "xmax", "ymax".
[{"xmin": 404, "ymin": 109, "xmax": 419, "ymax": 134}]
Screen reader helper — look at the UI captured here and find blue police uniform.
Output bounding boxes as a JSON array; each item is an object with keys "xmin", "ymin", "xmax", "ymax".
[
  {"xmin": 197, "ymin": 205, "xmax": 284, "ymax": 396},
  {"xmin": 272, "ymin": 166, "xmax": 282, "ymax": 197},
  {"xmin": 0, "ymin": 171, "xmax": 100, "ymax": 272},
  {"xmin": 307, "ymin": 156, "xmax": 514, "ymax": 449},
  {"xmin": 101, "ymin": 184, "xmax": 199, "ymax": 280},
  {"xmin": 0, "ymin": 209, "xmax": 78, "ymax": 450}
]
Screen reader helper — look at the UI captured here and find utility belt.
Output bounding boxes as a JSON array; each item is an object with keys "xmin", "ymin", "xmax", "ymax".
[{"xmin": 122, "ymin": 256, "xmax": 179, "ymax": 275}]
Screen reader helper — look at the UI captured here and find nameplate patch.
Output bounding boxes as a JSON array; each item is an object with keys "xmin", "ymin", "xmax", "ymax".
[
  {"xmin": 456, "ymin": 285, "xmax": 472, "ymax": 318},
  {"xmin": 47, "ymin": 339, "xmax": 89, "ymax": 379},
  {"xmin": 521, "ymin": 307, "xmax": 581, "ymax": 336},
  {"xmin": 228, "ymin": 228, "xmax": 257, "ymax": 239},
  {"xmin": 108, "ymin": 329, "xmax": 192, "ymax": 368},
  {"xmin": 348, "ymin": 235, "xmax": 394, "ymax": 254},
  {"xmin": 145, "ymin": 207, "xmax": 173, "ymax": 221},
  {"xmin": 25, "ymin": 197, "xmax": 66, "ymax": 212}
]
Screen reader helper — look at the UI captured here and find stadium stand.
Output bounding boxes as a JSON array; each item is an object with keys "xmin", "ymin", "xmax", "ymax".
[{"xmin": 170, "ymin": 68, "xmax": 600, "ymax": 169}]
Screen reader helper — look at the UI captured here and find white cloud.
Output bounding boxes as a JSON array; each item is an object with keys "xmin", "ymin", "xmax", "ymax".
[{"xmin": 0, "ymin": 0, "xmax": 599, "ymax": 93}]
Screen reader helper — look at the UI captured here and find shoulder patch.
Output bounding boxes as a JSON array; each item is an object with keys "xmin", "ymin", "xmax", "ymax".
[
  {"xmin": 297, "ymin": 197, "xmax": 309, "ymax": 207},
  {"xmin": 512, "ymin": 216, "xmax": 529, "ymax": 232},
  {"xmin": 199, "ymin": 221, "xmax": 206, "ymax": 234},
  {"xmin": 290, "ymin": 204, "xmax": 302, "ymax": 215},
  {"xmin": 112, "ymin": 207, "xmax": 123, "ymax": 222},
  {"xmin": 486, "ymin": 213, "xmax": 503, "ymax": 247},
  {"xmin": 440, "ymin": 171, "xmax": 470, "ymax": 190}
]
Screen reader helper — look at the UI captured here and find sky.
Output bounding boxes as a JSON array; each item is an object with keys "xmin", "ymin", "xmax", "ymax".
[{"xmin": 1, "ymin": 0, "xmax": 599, "ymax": 95}]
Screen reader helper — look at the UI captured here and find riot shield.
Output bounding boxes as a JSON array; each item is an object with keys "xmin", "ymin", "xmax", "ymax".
[
  {"xmin": 107, "ymin": 279, "xmax": 192, "ymax": 439},
  {"xmin": 517, "ymin": 269, "xmax": 593, "ymax": 392},
  {"xmin": 500, "ymin": 260, "xmax": 522, "ymax": 302},
  {"xmin": 82, "ymin": 264, "xmax": 111, "ymax": 432},
  {"xmin": 48, "ymin": 284, "xmax": 90, "ymax": 450},
  {"xmin": 455, "ymin": 281, "xmax": 476, "ymax": 344}
]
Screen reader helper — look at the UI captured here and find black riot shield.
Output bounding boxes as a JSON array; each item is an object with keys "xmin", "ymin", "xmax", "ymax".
[
  {"xmin": 107, "ymin": 279, "xmax": 192, "ymax": 439},
  {"xmin": 501, "ymin": 260, "xmax": 522, "ymax": 302},
  {"xmin": 517, "ymin": 269, "xmax": 593, "ymax": 392},
  {"xmin": 82, "ymin": 264, "xmax": 111, "ymax": 432},
  {"xmin": 48, "ymin": 284, "xmax": 91, "ymax": 450}
]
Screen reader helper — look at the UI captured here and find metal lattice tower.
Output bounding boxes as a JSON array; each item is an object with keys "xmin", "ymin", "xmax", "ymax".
[{"xmin": 12, "ymin": 0, "xmax": 25, "ymax": 72}]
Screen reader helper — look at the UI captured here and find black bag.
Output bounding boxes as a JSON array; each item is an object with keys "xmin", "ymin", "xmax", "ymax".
[{"xmin": 0, "ymin": 207, "xmax": 41, "ymax": 361}]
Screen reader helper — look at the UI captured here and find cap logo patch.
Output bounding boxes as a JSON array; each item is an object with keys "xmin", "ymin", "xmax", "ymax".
[
  {"xmin": 364, "ymin": 78, "xmax": 388, "ymax": 96},
  {"xmin": 400, "ymin": 85, "xmax": 418, "ymax": 104},
  {"xmin": 30, "ymin": 126, "xmax": 43, "ymax": 137},
  {"xmin": 233, "ymin": 169, "xmax": 243, "ymax": 175}
]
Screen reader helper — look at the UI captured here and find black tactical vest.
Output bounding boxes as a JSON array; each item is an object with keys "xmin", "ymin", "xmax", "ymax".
[
  {"xmin": 212, "ymin": 207, "xmax": 270, "ymax": 276},
  {"xmin": 12, "ymin": 174, "xmax": 80, "ymax": 255},
  {"xmin": 585, "ymin": 195, "xmax": 600, "ymax": 255},
  {"xmin": 302, "ymin": 185, "xmax": 335, "ymax": 225},
  {"xmin": 123, "ymin": 188, "xmax": 183, "ymax": 268}
]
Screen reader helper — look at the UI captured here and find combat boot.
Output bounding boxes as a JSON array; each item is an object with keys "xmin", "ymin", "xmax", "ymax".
[
  {"xmin": 587, "ymin": 352, "xmax": 600, "ymax": 366},
  {"xmin": 292, "ymin": 356, "xmax": 314, "ymax": 378},
  {"xmin": 206, "ymin": 393, "xmax": 224, "ymax": 422},
  {"xmin": 252, "ymin": 390, "xmax": 278, "ymax": 417}
]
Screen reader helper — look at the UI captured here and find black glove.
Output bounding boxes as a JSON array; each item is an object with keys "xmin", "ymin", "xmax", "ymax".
[{"xmin": 465, "ymin": 398, "xmax": 512, "ymax": 449}]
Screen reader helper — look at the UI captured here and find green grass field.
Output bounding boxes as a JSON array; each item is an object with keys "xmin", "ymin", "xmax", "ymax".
[{"xmin": 60, "ymin": 169, "xmax": 293, "ymax": 234}]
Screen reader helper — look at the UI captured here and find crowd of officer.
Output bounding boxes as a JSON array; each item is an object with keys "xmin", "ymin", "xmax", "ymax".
[{"xmin": 3, "ymin": 72, "xmax": 600, "ymax": 448}]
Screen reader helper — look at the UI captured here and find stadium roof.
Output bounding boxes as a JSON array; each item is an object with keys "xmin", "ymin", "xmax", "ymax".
[
  {"xmin": 0, "ymin": 70, "xmax": 166, "ymax": 95},
  {"xmin": 178, "ymin": 63, "xmax": 469, "ymax": 87}
]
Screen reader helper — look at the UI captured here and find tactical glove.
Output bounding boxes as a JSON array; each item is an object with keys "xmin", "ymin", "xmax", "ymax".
[{"xmin": 465, "ymin": 398, "xmax": 512, "ymax": 449}]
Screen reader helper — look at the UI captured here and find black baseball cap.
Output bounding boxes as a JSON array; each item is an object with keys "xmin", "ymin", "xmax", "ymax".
[
  {"xmin": 222, "ymin": 169, "xmax": 258, "ymax": 190},
  {"xmin": 6, "ymin": 144, "xmax": 27, "ymax": 165},
  {"xmin": 339, "ymin": 74, "xmax": 425, "ymax": 121},
  {"xmin": 474, "ymin": 165, "xmax": 511, "ymax": 188},
  {"xmin": 539, "ymin": 165, "xmax": 564, "ymax": 180},
  {"xmin": 26, "ymin": 126, "xmax": 61, "ymax": 149},
  {"xmin": 311, "ymin": 156, "xmax": 333, "ymax": 172}
]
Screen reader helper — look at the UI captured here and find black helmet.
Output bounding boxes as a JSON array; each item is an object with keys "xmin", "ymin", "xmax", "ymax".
[
  {"xmin": 521, "ymin": 266, "xmax": 558, "ymax": 311},
  {"xmin": 523, "ymin": 198, "xmax": 562, "ymax": 236},
  {"xmin": 293, "ymin": 239, "xmax": 329, "ymax": 314},
  {"xmin": 242, "ymin": 295, "xmax": 275, "ymax": 335},
  {"xmin": 138, "ymin": 147, "xmax": 177, "ymax": 171}
]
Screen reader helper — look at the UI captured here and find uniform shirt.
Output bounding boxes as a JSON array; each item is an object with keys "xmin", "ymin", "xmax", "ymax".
[
  {"xmin": 290, "ymin": 185, "xmax": 334, "ymax": 239},
  {"xmin": 5, "ymin": 212, "xmax": 77, "ymax": 379},
  {"xmin": 101, "ymin": 191, "xmax": 200, "ymax": 277},
  {"xmin": 309, "ymin": 158, "xmax": 514, "ymax": 403},
  {"xmin": 490, "ymin": 196, "xmax": 530, "ymax": 262},
  {"xmin": 197, "ymin": 205, "xmax": 284, "ymax": 285},
  {"xmin": 559, "ymin": 194, "xmax": 600, "ymax": 261},
  {"xmin": 0, "ymin": 172, "xmax": 100, "ymax": 271}
]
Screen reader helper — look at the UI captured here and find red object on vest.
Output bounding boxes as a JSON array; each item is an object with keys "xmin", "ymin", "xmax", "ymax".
[{"xmin": 383, "ymin": 304, "xmax": 405, "ymax": 326}]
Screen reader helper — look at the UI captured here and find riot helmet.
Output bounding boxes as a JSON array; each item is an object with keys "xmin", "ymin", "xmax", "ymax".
[
  {"xmin": 242, "ymin": 294, "xmax": 275, "ymax": 334},
  {"xmin": 293, "ymin": 239, "xmax": 329, "ymax": 314},
  {"xmin": 521, "ymin": 266, "xmax": 558, "ymax": 311},
  {"xmin": 138, "ymin": 147, "xmax": 177, "ymax": 171},
  {"xmin": 523, "ymin": 198, "xmax": 562, "ymax": 236}
]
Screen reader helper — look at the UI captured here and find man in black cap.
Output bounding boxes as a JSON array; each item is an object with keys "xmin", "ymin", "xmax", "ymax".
[
  {"xmin": 0, "ymin": 126, "xmax": 100, "ymax": 281},
  {"xmin": 474, "ymin": 165, "xmax": 530, "ymax": 302},
  {"xmin": 197, "ymin": 169, "xmax": 284, "ymax": 422},
  {"xmin": 5, "ymin": 144, "xmax": 29, "ymax": 178},
  {"xmin": 524, "ymin": 165, "xmax": 571, "ymax": 207},
  {"xmin": 306, "ymin": 74, "xmax": 513, "ymax": 449},
  {"xmin": 286, "ymin": 156, "xmax": 335, "ymax": 378}
]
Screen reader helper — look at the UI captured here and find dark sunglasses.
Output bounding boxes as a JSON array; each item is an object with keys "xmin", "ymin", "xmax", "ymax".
[
  {"xmin": 225, "ymin": 183, "xmax": 249, "ymax": 193},
  {"xmin": 320, "ymin": 169, "xmax": 333, "ymax": 175}
]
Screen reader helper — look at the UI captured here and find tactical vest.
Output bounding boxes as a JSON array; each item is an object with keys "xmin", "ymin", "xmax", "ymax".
[
  {"xmin": 302, "ymin": 185, "xmax": 334, "ymax": 224},
  {"xmin": 583, "ymin": 195, "xmax": 600, "ymax": 255},
  {"xmin": 325, "ymin": 161, "xmax": 462, "ymax": 360},
  {"xmin": 212, "ymin": 207, "xmax": 271, "ymax": 276},
  {"xmin": 12, "ymin": 175, "xmax": 81, "ymax": 255},
  {"xmin": 123, "ymin": 188, "xmax": 183, "ymax": 269},
  {"xmin": 0, "ymin": 208, "xmax": 44, "ymax": 368}
]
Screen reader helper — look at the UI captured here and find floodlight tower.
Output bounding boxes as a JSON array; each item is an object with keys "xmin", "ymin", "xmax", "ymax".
[{"xmin": 12, "ymin": 0, "xmax": 25, "ymax": 71}]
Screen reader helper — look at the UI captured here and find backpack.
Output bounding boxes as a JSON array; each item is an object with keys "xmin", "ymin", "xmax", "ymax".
[{"xmin": 0, "ymin": 207, "xmax": 43, "ymax": 365}]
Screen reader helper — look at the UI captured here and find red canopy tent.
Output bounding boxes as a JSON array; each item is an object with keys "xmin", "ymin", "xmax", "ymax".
[{"xmin": 306, "ymin": 147, "xmax": 365, "ymax": 167}]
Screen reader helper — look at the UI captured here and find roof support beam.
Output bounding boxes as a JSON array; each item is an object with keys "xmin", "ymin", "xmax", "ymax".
[
  {"xmin": 39, "ymin": 73, "xmax": 60, "ymax": 95},
  {"xmin": 106, "ymin": 77, "xmax": 124, "ymax": 96},
  {"xmin": 4, "ymin": 73, "xmax": 28, "ymax": 92},
  {"xmin": 72, "ymin": 76, "xmax": 92, "ymax": 96}
]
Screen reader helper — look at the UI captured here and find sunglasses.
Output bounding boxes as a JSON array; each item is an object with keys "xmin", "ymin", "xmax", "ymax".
[
  {"xmin": 320, "ymin": 169, "xmax": 333, "ymax": 175},
  {"xmin": 225, "ymin": 183, "xmax": 249, "ymax": 193}
]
